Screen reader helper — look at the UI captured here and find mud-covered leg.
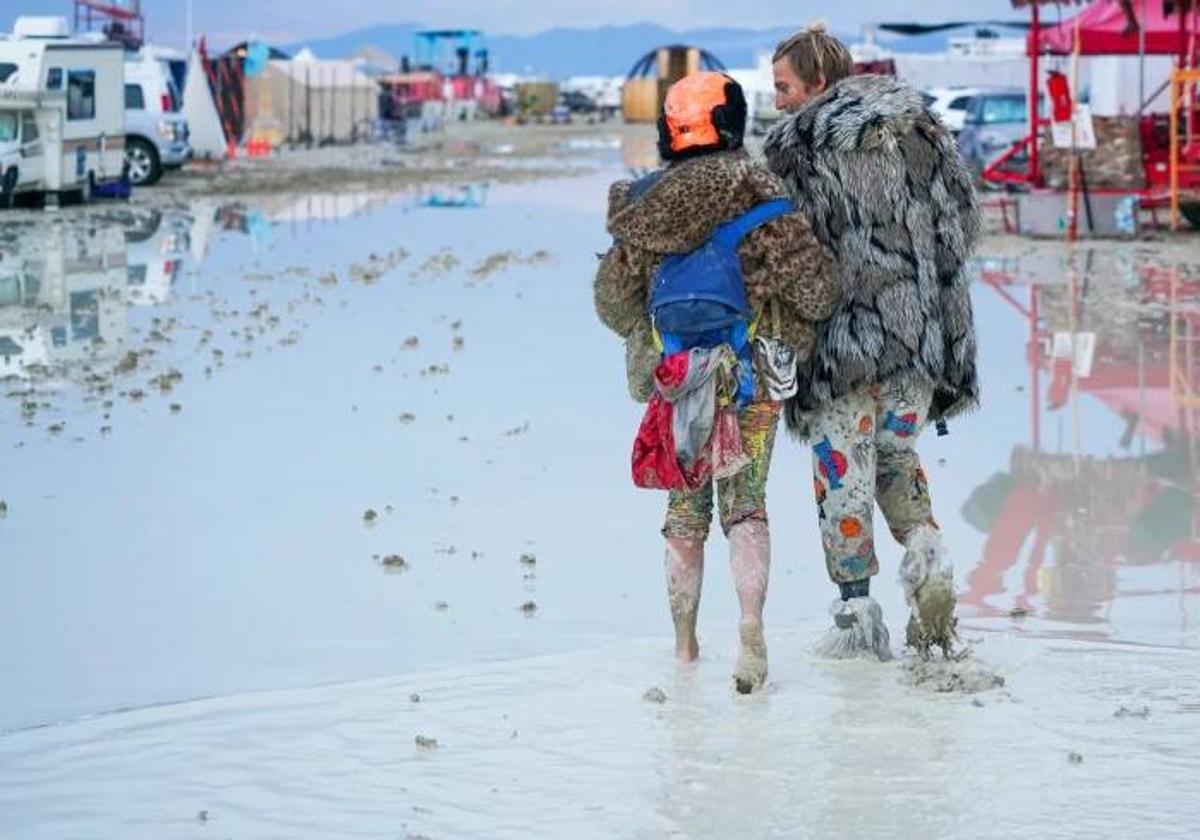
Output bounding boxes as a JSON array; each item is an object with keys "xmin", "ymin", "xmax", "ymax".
[
  {"xmin": 875, "ymin": 381, "xmax": 957, "ymax": 657},
  {"xmin": 728, "ymin": 520, "xmax": 770, "ymax": 693},
  {"xmin": 663, "ymin": 479, "xmax": 715, "ymax": 663},
  {"xmin": 664, "ymin": 537, "xmax": 704, "ymax": 662},
  {"xmin": 718, "ymin": 402, "xmax": 780, "ymax": 692}
]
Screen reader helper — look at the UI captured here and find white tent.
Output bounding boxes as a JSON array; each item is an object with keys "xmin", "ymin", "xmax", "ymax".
[
  {"xmin": 245, "ymin": 54, "xmax": 380, "ymax": 144},
  {"xmin": 182, "ymin": 50, "xmax": 227, "ymax": 159}
]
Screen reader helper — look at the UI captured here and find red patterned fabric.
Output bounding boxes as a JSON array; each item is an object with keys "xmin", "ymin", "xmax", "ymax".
[{"xmin": 632, "ymin": 352, "xmax": 748, "ymax": 491}]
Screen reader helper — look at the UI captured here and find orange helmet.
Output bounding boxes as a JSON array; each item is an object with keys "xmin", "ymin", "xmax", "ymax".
[{"xmin": 659, "ymin": 71, "xmax": 746, "ymax": 160}]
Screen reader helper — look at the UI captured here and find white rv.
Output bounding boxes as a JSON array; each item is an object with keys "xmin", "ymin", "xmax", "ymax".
[{"xmin": 0, "ymin": 17, "xmax": 126, "ymax": 207}]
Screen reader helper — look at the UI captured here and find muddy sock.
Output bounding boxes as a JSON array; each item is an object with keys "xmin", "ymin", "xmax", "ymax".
[{"xmin": 815, "ymin": 597, "xmax": 894, "ymax": 662}]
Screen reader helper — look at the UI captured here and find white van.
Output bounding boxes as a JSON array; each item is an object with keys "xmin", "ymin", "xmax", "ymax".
[
  {"xmin": 0, "ymin": 17, "xmax": 126, "ymax": 207},
  {"xmin": 124, "ymin": 47, "xmax": 191, "ymax": 186}
]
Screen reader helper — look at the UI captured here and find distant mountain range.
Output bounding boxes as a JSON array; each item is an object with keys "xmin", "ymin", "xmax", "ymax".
[{"xmin": 280, "ymin": 22, "xmax": 963, "ymax": 79}]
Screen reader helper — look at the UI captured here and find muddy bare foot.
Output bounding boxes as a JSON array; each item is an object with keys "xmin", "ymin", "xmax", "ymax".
[{"xmin": 733, "ymin": 621, "xmax": 767, "ymax": 694}]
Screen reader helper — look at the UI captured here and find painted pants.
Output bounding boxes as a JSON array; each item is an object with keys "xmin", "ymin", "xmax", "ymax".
[
  {"xmin": 662, "ymin": 402, "xmax": 780, "ymax": 541},
  {"xmin": 809, "ymin": 381, "xmax": 938, "ymax": 584}
]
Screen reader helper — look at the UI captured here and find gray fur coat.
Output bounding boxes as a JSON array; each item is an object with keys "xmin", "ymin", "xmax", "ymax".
[{"xmin": 763, "ymin": 74, "xmax": 981, "ymax": 429}]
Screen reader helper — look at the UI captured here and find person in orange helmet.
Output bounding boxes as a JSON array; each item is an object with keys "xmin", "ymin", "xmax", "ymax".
[{"xmin": 595, "ymin": 72, "xmax": 838, "ymax": 693}]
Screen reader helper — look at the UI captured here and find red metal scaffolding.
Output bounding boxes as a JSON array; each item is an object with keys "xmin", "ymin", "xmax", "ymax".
[{"xmin": 73, "ymin": 0, "xmax": 144, "ymax": 49}]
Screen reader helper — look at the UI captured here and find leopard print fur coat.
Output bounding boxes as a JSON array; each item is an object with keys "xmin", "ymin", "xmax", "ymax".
[
  {"xmin": 763, "ymin": 74, "xmax": 981, "ymax": 429},
  {"xmin": 595, "ymin": 149, "xmax": 839, "ymax": 402}
]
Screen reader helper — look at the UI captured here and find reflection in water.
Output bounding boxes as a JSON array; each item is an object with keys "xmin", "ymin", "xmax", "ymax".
[
  {"xmin": 0, "ymin": 192, "xmax": 404, "ymax": 386},
  {"xmin": 965, "ymin": 247, "xmax": 1200, "ymax": 638},
  {"xmin": 124, "ymin": 209, "xmax": 193, "ymax": 306},
  {"xmin": 0, "ymin": 224, "xmax": 128, "ymax": 381},
  {"xmin": 413, "ymin": 183, "xmax": 488, "ymax": 209}
]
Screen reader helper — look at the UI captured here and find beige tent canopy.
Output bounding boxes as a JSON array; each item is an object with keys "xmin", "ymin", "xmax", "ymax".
[{"xmin": 244, "ymin": 48, "xmax": 380, "ymax": 145}]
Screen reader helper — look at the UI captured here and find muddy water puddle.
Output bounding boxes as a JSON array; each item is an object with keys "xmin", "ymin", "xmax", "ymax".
[{"xmin": 0, "ymin": 175, "xmax": 614, "ymax": 730}]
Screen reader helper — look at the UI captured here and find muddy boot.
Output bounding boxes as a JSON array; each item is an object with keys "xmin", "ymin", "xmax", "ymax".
[
  {"xmin": 733, "ymin": 621, "xmax": 768, "ymax": 694},
  {"xmin": 900, "ymin": 525, "xmax": 958, "ymax": 657},
  {"xmin": 814, "ymin": 581, "xmax": 893, "ymax": 662}
]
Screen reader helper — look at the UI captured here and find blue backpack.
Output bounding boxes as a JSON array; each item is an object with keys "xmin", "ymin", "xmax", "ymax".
[{"xmin": 630, "ymin": 171, "xmax": 793, "ymax": 405}]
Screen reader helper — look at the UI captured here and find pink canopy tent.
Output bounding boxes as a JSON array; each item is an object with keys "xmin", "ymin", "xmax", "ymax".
[
  {"xmin": 986, "ymin": 0, "xmax": 1200, "ymax": 189},
  {"xmin": 1028, "ymin": 0, "xmax": 1200, "ymax": 55}
]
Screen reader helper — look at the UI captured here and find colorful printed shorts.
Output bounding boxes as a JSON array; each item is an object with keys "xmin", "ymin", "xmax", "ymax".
[
  {"xmin": 809, "ymin": 380, "xmax": 939, "ymax": 584},
  {"xmin": 662, "ymin": 401, "xmax": 781, "ymax": 541}
]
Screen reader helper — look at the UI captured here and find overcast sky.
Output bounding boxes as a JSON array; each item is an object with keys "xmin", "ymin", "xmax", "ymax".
[{"xmin": 5, "ymin": 1, "xmax": 1028, "ymax": 48}]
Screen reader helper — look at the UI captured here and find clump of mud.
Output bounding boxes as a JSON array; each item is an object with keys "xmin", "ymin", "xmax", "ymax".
[
  {"xmin": 380, "ymin": 555, "xmax": 408, "ymax": 573},
  {"xmin": 1114, "ymin": 705, "xmax": 1151, "ymax": 719},
  {"xmin": 643, "ymin": 687, "xmax": 668, "ymax": 704},
  {"xmin": 468, "ymin": 250, "xmax": 554, "ymax": 280},
  {"xmin": 414, "ymin": 735, "xmax": 439, "ymax": 750},
  {"xmin": 363, "ymin": 509, "xmax": 379, "ymax": 526},
  {"xmin": 113, "ymin": 351, "xmax": 141, "ymax": 375},
  {"xmin": 411, "ymin": 250, "xmax": 460, "ymax": 280},
  {"xmin": 901, "ymin": 650, "xmax": 1006, "ymax": 694},
  {"xmin": 349, "ymin": 248, "xmax": 409, "ymax": 284}
]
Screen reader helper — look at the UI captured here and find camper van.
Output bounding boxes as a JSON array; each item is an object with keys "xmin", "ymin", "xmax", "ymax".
[{"xmin": 0, "ymin": 17, "xmax": 126, "ymax": 207}]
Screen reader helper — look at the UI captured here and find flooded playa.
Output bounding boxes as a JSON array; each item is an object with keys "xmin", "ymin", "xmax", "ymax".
[{"xmin": 2, "ymin": 126, "xmax": 1200, "ymax": 838}]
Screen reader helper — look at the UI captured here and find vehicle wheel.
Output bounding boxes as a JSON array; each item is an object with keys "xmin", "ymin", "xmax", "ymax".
[
  {"xmin": 125, "ymin": 137, "xmax": 162, "ymax": 186},
  {"xmin": 0, "ymin": 168, "xmax": 16, "ymax": 210},
  {"xmin": 1182, "ymin": 202, "xmax": 1200, "ymax": 230}
]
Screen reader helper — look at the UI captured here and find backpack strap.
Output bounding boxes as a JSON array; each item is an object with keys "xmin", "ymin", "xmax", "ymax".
[{"xmin": 711, "ymin": 199, "xmax": 794, "ymax": 249}]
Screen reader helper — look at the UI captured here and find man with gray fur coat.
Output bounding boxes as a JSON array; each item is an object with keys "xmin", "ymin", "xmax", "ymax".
[{"xmin": 763, "ymin": 24, "xmax": 981, "ymax": 659}]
